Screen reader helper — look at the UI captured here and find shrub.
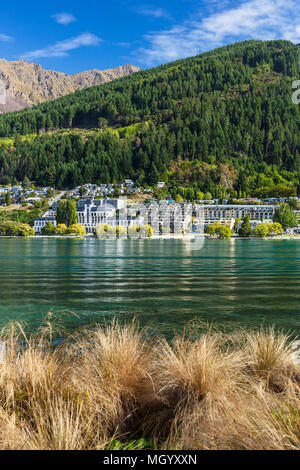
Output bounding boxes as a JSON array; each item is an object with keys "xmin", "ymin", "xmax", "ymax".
[
  {"xmin": 215, "ymin": 226, "xmax": 232, "ymax": 239},
  {"xmin": 56, "ymin": 224, "xmax": 68, "ymax": 234},
  {"xmin": 41, "ymin": 221, "xmax": 56, "ymax": 235},
  {"xmin": 253, "ymin": 224, "xmax": 270, "ymax": 238},
  {"xmin": 206, "ymin": 222, "xmax": 222, "ymax": 236},
  {"xmin": 0, "ymin": 220, "xmax": 34, "ymax": 236},
  {"xmin": 66, "ymin": 224, "xmax": 86, "ymax": 236},
  {"xmin": 115, "ymin": 225, "xmax": 127, "ymax": 238},
  {"xmin": 253, "ymin": 222, "xmax": 283, "ymax": 238},
  {"xmin": 207, "ymin": 223, "xmax": 231, "ymax": 239},
  {"xmin": 267, "ymin": 222, "xmax": 283, "ymax": 236},
  {"xmin": 140, "ymin": 224, "xmax": 154, "ymax": 238}
]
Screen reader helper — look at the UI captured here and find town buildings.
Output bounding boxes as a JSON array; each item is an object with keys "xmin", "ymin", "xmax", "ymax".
[
  {"xmin": 1, "ymin": 181, "xmax": 299, "ymax": 236},
  {"xmin": 200, "ymin": 204, "xmax": 276, "ymax": 228}
]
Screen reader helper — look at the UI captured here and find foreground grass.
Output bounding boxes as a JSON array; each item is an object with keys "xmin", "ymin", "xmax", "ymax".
[{"xmin": 0, "ymin": 321, "xmax": 299, "ymax": 450}]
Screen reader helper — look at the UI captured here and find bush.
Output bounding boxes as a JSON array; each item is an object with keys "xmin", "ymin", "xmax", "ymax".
[
  {"xmin": 206, "ymin": 222, "xmax": 222, "ymax": 236},
  {"xmin": 253, "ymin": 222, "xmax": 283, "ymax": 238},
  {"xmin": 253, "ymin": 224, "xmax": 270, "ymax": 238},
  {"xmin": 66, "ymin": 224, "xmax": 86, "ymax": 236},
  {"xmin": 266, "ymin": 222, "xmax": 283, "ymax": 236},
  {"xmin": 216, "ymin": 226, "xmax": 232, "ymax": 239},
  {"xmin": 115, "ymin": 225, "xmax": 127, "ymax": 238},
  {"xmin": 140, "ymin": 224, "xmax": 154, "ymax": 238},
  {"xmin": 56, "ymin": 223, "xmax": 68, "ymax": 234},
  {"xmin": 41, "ymin": 221, "xmax": 56, "ymax": 236},
  {"xmin": 207, "ymin": 223, "xmax": 231, "ymax": 239},
  {"xmin": 0, "ymin": 220, "xmax": 34, "ymax": 236}
]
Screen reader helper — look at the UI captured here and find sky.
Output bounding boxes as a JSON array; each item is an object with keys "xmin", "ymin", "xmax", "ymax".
[{"xmin": 0, "ymin": 0, "xmax": 299, "ymax": 74}]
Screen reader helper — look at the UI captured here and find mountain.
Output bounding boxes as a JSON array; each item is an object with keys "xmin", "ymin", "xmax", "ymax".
[
  {"xmin": 0, "ymin": 40, "xmax": 299, "ymax": 199},
  {"xmin": 0, "ymin": 60, "xmax": 140, "ymax": 112}
]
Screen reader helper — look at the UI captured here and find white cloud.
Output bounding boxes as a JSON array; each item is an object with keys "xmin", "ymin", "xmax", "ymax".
[
  {"xmin": 137, "ymin": 0, "xmax": 300, "ymax": 65},
  {"xmin": 52, "ymin": 13, "xmax": 76, "ymax": 25},
  {"xmin": 0, "ymin": 33, "xmax": 13, "ymax": 42},
  {"xmin": 137, "ymin": 6, "xmax": 168, "ymax": 18},
  {"xmin": 20, "ymin": 33, "xmax": 102, "ymax": 60}
]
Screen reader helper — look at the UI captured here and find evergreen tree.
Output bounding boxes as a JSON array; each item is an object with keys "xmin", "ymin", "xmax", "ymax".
[
  {"xmin": 22, "ymin": 176, "xmax": 31, "ymax": 189},
  {"xmin": 41, "ymin": 222, "xmax": 56, "ymax": 235},
  {"xmin": 238, "ymin": 214, "xmax": 252, "ymax": 237},
  {"xmin": 56, "ymin": 200, "xmax": 78, "ymax": 226},
  {"xmin": 5, "ymin": 191, "xmax": 11, "ymax": 206}
]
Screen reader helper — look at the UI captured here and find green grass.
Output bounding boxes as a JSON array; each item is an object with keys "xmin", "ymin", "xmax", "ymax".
[
  {"xmin": 0, "ymin": 133, "xmax": 37, "ymax": 147},
  {"xmin": 0, "ymin": 207, "xmax": 42, "ymax": 225}
]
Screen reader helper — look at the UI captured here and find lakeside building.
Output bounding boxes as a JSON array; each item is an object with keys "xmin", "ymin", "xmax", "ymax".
[
  {"xmin": 41, "ymin": 198, "xmax": 137, "ymax": 234},
  {"xmin": 34, "ymin": 199, "xmax": 300, "ymax": 235},
  {"xmin": 199, "ymin": 204, "xmax": 276, "ymax": 227},
  {"xmin": 146, "ymin": 202, "xmax": 193, "ymax": 234},
  {"xmin": 35, "ymin": 199, "xmax": 194, "ymax": 234},
  {"xmin": 33, "ymin": 217, "xmax": 57, "ymax": 234}
]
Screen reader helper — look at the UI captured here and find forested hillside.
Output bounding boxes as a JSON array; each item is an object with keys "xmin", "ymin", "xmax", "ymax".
[{"xmin": 0, "ymin": 40, "xmax": 299, "ymax": 198}]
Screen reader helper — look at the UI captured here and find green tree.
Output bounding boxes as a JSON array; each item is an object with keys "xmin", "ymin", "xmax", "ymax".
[
  {"xmin": 0, "ymin": 220, "xmax": 34, "ymax": 236},
  {"xmin": 267, "ymin": 222, "xmax": 283, "ymax": 235},
  {"xmin": 175, "ymin": 194, "xmax": 183, "ymax": 203},
  {"xmin": 79, "ymin": 186, "xmax": 87, "ymax": 197},
  {"xmin": 273, "ymin": 203, "xmax": 297, "ymax": 230},
  {"xmin": 5, "ymin": 191, "xmax": 11, "ymax": 206},
  {"xmin": 22, "ymin": 176, "xmax": 31, "ymax": 189},
  {"xmin": 216, "ymin": 226, "xmax": 232, "ymax": 239},
  {"xmin": 233, "ymin": 218, "xmax": 241, "ymax": 233},
  {"xmin": 41, "ymin": 222, "xmax": 56, "ymax": 235},
  {"xmin": 206, "ymin": 222, "xmax": 222, "ymax": 236},
  {"xmin": 253, "ymin": 224, "xmax": 269, "ymax": 238},
  {"xmin": 238, "ymin": 214, "xmax": 252, "ymax": 237},
  {"xmin": 56, "ymin": 200, "xmax": 78, "ymax": 226},
  {"xmin": 287, "ymin": 199, "xmax": 298, "ymax": 210}
]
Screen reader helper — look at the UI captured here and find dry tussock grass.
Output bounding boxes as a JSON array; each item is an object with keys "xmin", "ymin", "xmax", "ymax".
[{"xmin": 0, "ymin": 320, "xmax": 299, "ymax": 450}]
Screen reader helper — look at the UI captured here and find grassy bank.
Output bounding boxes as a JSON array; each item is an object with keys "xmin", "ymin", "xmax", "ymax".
[{"xmin": 0, "ymin": 321, "xmax": 300, "ymax": 450}]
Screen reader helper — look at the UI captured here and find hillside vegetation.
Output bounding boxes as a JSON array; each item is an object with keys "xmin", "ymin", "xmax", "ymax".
[
  {"xmin": 0, "ymin": 40, "xmax": 299, "ymax": 198},
  {"xmin": 0, "ymin": 60, "xmax": 140, "ymax": 111}
]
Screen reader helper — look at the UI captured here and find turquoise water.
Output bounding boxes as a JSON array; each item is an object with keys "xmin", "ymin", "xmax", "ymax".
[{"xmin": 1, "ymin": 238, "xmax": 300, "ymax": 336}]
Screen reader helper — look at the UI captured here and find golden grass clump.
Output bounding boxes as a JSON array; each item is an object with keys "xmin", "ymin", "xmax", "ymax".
[
  {"xmin": 243, "ymin": 327, "xmax": 300, "ymax": 392},
  {"xmin": 0, "ymin": 320, "xmax": 299, "ymax": 450},
  {"xmin": 70, "ymin": 321, "xmax": 154, "ymax": 436}
]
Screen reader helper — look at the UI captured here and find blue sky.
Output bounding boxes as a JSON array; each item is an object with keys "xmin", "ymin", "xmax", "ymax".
[{"xmin": 0, "ymin": 0, "xmax": 299, "ymax": 74}]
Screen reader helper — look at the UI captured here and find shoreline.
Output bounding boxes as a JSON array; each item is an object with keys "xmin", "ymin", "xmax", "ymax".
[{"xmin": 1, "ymin": 233, "xmax": 300, "ymax": 240}]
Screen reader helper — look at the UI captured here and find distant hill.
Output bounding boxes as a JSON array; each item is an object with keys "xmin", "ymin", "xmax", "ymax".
[
  {"xmin": 0, "ymin": 60, "xmax": 140, "ymax": 112},
  {"xmin": 0, "ymin": 40, "xmax": 299, "ymax": 198}
]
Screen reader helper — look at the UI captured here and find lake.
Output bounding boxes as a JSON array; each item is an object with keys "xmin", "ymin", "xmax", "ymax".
[{"xmin": 1, "ymin": 237, "xmax": 300, "ymax": 336}]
